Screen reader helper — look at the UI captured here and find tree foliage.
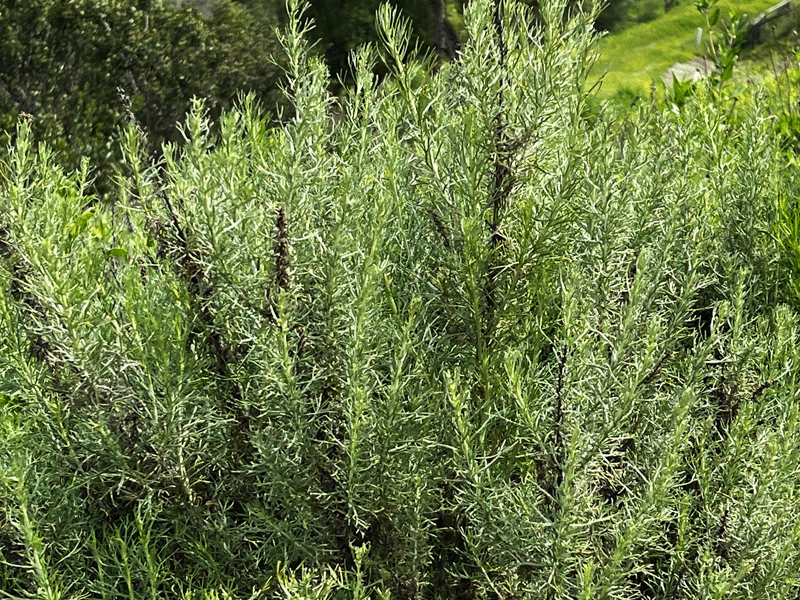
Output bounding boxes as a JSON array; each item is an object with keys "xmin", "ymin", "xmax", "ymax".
[{"xmin": 0, "ymin": 0, "xmax": 285, "ymax": 193}]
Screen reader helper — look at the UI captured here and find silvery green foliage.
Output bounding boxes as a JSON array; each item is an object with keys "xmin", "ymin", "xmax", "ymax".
[{"xmin": 0, "ymin": 0, "xmax": 799, "ymax": 598}]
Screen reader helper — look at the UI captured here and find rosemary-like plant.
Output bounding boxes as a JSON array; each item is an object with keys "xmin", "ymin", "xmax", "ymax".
[{"xmin": 0, "ymin": 1, "xmax": 799, "ymax": 599}]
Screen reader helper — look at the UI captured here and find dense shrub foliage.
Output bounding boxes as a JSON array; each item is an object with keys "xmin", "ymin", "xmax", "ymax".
[
  {"xmin": 1, "ymin": 0, "xmax": 800, "ymax": 598},
  {"xmin": 0, "ymin": 0, "xmax": 285, "ymax": 194}
]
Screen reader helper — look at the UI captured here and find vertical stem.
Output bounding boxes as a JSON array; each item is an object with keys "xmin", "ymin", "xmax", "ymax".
[
  {"xmin": 274, "ymin": 207, "xmax": 290, "ymax": 292},
  {"xmin": 486, "ymin": 0, "xmax": 514, "ymax": 339},
  {"xmin": 554, "ymin": 344, "xmax": 567, "ymax": 490}
]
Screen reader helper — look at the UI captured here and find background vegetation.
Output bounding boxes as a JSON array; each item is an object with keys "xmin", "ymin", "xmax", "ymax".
[
  {"xmin": 2, "ymin": 0, "xmax": 800, "ymax": 598},
  {"xmin": 0, "ymin": 0, "xmax": 287, "ymax": 194},
  {"xmin": 594, "ymin": 0, "xmax": 779, "ymax": 98},
  {"xmin": 3, "ymin": 0, "xmax": 792, "ymax": 190}
]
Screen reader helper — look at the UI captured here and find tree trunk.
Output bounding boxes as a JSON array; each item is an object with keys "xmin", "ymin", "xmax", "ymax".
[{"xmin": 428, "ymin": 0, "xmax": 460, "ymax": 59}]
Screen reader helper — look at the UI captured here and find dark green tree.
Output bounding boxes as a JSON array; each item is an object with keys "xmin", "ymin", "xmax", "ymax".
[
  {"xmin": 0, "ymin": 0, "xmax": 285, "ymax": 193},
  {"xmin": 302, "ymin": 0, "xmax": 461, "ymax": 75}
]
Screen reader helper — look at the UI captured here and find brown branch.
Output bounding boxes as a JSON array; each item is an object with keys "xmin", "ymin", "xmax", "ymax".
[
  {"xmin": 640, "ymin": 351, "xmax": 672, "ymax": 388},
  {"xmin": 427, "ymin": 208, "xmax": 451, "ymax": 249},
  {"xmin": 274, "ymin": 207, "xmax": 290, "ymax": 290}
]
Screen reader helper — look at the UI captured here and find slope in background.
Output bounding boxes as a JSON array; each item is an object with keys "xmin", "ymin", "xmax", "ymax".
[{"xmin": 595, "ymin": 0, "xmax": 784, "ymax": 97}]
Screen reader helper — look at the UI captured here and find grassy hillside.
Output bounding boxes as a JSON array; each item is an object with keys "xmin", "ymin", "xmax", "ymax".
[{"xmin": 594, "ymin": 0, "xmax": 780, "ymax": 97}]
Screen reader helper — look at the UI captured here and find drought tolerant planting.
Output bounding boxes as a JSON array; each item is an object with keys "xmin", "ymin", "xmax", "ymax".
[{"xmin": 1, "ymin": 0, "xmax": 800, "ymax": 598}]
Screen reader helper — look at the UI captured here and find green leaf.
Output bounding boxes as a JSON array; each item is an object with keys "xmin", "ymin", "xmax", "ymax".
[
  {"xmin": 69, "ymin": 210, "xmax": 94, "ymax": 239},
  {"xmin": 721, "ymin": 60, "xmax": 734, "ymax": 81},
  {"xmin": 709, "ymin": 7, "xmax": 721, "ymax": 27},
  {"xmin": 105, "ymin": 248, "xmax": 128, "ymax": 258}
]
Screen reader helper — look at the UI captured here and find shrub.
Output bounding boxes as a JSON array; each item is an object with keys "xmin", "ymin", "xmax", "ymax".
[{"xmin": 1, "ymin": 0, "xmax": 799, "ymax": 598}]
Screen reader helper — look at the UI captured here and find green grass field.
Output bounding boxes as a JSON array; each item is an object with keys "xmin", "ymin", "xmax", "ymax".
[{"xmin": 593, "ymin": 0, "xmax": 780, "ymax": 97}]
